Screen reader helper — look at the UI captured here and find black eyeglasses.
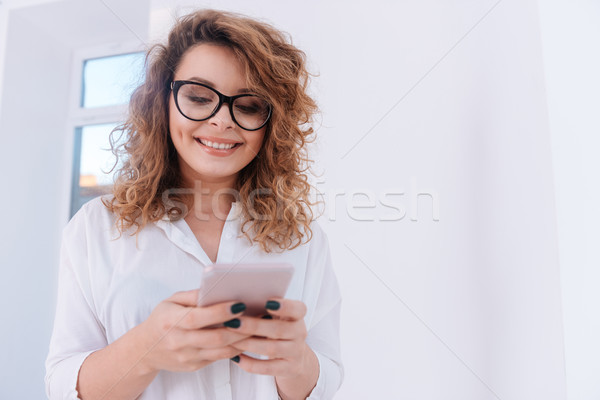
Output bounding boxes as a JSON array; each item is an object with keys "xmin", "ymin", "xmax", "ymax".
[{"xmin": 170, "ymin": 80, "xmax": 272, "ymax": 131}]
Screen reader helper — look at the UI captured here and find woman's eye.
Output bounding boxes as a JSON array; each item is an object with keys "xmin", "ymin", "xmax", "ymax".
[
  {"xmin": 187, "ymin": 96, "xmax": 212, "ymax": 105},
  {"xmin": 235, "ymin": 104, "xmax": 260, "ymax": 114}
]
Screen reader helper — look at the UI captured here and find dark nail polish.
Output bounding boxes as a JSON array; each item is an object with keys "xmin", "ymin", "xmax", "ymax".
[
  {"xmin": 265, "ymin": 300, "xmax": 280, "ymax": 310},
  {"xmin": 231, "ymin": 303, "xmax": 246, "ymax": 314},
  {"xmin": 231, "ymin": 355, "xmax": 240, "ymax": 363},
  {"xmin": 261, "ymin": 314, "xmax": 273, "ymax": 320},
  {"xmin": 224, "ymin": 318, "xmax": 241, "ymax": 328}
]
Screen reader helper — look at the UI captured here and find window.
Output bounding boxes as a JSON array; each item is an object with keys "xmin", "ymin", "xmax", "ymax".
[
  {"xmin": 82, "ymin": 53, "xmax": 145, "ymax": 108},
  {"xmin": 68, "ymin": 46, "xmax": 145, "ymax": 217}
]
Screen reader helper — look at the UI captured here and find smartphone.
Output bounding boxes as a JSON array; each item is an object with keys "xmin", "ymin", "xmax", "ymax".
[{"xmin": 196, "ymin": 262, "xmax": 294, "ymax": 318}]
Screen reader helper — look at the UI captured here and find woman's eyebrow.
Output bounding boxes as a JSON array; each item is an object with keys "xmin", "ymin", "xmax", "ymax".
[{"xmin": 187, "ymin": 76, "xmax": 251, "ymax": 94}]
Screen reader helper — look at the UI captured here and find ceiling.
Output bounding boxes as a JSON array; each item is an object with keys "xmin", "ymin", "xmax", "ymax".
[{"xmin": 11, "ymin": 0, "xmax": 150, "ymax": 48}]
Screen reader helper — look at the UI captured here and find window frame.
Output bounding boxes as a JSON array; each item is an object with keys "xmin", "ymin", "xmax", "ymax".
[{"xmin": 65, "ymin": 40, "xmax": 145, "ymax": 219}]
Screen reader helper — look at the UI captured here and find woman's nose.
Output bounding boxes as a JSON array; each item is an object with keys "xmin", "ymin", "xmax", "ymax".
[{"xmin": 209, "ymin": 102, "xmax": 235, "ymax": 130}]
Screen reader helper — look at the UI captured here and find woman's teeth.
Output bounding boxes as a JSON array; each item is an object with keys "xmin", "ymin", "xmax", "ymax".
[{"xmin": 198, "ymin": 138, "xmax": 239, "ymax": 150}]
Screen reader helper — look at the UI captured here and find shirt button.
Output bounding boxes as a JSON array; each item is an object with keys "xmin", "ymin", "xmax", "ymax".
[{"xmin": 225, "ymin": 232, "xmax": 233, "ymax": 239}]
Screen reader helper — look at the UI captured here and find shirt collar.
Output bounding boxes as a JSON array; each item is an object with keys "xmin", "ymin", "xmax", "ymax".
[
  {"xmin": 159, "ymin": 200, "xmax": 240, "ymax": 222},
  {"xmin": 154, "ymin": 201, "xmax": 242, "ymax": 266}
]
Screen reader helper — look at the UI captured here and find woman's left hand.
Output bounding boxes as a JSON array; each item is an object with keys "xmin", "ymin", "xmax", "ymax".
[{"xmin": 227, "ymin": 298, "xmax": 318, "ymax": 380}]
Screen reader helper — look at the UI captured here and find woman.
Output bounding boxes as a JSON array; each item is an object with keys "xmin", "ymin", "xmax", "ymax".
[{"xmin": 44, "ymin": 8, "xmax": 343, "ymax": 400}]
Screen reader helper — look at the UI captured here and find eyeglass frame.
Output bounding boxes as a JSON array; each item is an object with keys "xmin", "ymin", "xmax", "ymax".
[{"xmin": 169, "ymin": 80, "xmax": 272, "ymax": 131}]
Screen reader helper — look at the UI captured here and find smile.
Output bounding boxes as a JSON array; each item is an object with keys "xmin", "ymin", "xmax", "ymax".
[{"xmin": 195, "ymin": 137, "xmax": 242, "ymax": 150}]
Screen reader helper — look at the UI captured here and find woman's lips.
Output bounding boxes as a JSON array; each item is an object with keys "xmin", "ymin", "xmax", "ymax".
[
  {"xmin": 195, "ymin": 136, "xmax": 243, "ymax": 146},
  {"xmin": 194, "ymin": 137, "xmax": 242, "ymax": 156}
]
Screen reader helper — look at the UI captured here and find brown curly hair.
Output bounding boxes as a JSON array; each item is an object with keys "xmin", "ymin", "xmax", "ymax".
[{"xmin": 103, "ymin": 9, "xmax": 322, "ymax": 253}]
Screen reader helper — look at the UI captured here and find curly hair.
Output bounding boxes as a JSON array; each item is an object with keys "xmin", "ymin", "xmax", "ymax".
[{"xmin": 103, "ymin": 9, "xmax": 322, "ymax": 253}]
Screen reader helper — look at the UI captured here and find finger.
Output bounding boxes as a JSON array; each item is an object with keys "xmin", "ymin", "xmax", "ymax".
[
  {"xmin": 227, "ymin": 316, "xmax": 306, "ymax": 340},
  {"xmin": 171, "ymin": 346, "xmax": 242, "ymax": 371},
  {"xmin": 157, "ymin": 327, "xmax": 250, "ymax": 356},
  {"xmin": 197, "ymin": 345, "xmax": 242, "ymax": 362},
  {"xmin": 230, "ymin": 337, "xmax": 298, "ymax": 358},
  {"xmin": 265, "ymin": 298, "xmax": 307, "ymax": 321},
  {"xmin": 174, "ymin": 300, "xmax": 247, "ymax": 330},
  {"xmin": 231, "ymin": 353, "xmax": 291, "ymax": 377},
  {"xmin": 167, "ymin": 289, "xmax": 201, "ymax": 307},
  {"xmin": 180, "ymin": 328, "xmax": 251, "ymax": 349}
]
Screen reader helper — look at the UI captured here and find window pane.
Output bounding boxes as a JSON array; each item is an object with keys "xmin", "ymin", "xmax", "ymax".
[
  {"xmin": 81, "ymin": 52, "xmax": 145, "ymax": 108},
  {"xmin": 71, "ymin": 123, "xmax": 127, "ymax": 216}
]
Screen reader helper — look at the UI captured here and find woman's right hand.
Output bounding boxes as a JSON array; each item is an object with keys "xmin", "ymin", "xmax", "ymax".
[{"xmin": 136, "ymin": 289, "xmax": 249, "ymax": 373}]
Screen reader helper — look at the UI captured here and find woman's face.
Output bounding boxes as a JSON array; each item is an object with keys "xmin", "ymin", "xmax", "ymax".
[{"xmin": 169, "ymin": 43, "xmax": 267, "ymax": 187}]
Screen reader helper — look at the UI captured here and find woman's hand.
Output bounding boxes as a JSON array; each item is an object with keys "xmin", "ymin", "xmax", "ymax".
[
  {"xmin": 136, "ymin": 289, "xmax": 251, "ymax": 374},
  {"xmin": 227, "ymin": 298, "xmax": 319, "ymax": 380}
]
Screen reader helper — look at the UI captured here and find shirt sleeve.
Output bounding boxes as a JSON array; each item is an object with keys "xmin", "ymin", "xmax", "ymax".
[
  {"xmin": 45, "ymin": 207, "xmax": 108, "ymax": 399},
  {"xmin": 303, "ymin": 223, "xmax": 344, "ymax": 399}
]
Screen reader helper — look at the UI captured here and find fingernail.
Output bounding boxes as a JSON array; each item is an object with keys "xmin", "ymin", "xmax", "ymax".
[
  {"xmin": 261, "ymin": 314, "xmax": 273, "ymax": 320},
  {"xmin": 224, "ymin": 318, "xmax": 241, "ymax": 328},
  {"xmin": 231, "ymin": 303, "xmax": 246, "ymax": 314},
  {"xmin": 265, "ymin": 300, "xmax": 280, "ymax": 310},
  {"xmin": 231, "ymin": 355, "xmax": 240, "ymax": 363}
]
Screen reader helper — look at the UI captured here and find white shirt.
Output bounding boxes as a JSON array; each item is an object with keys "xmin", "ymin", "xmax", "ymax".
[{"xmin": 45, "ymin": 196, "xmax": 343, "ymax": 399}]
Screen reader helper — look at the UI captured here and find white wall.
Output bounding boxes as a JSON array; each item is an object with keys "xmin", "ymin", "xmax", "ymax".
[
  {"xmin": 538, "ymin": 1, "xmax": 600, "ymax": 399},
  {"xmin": 2, "ymin": 0, "xmax": 594, "ymax": 399},
  {"xmin": 307, "ymin": 0, "xmax": 565, "ymax": 398},
  {"xmin": 0, "ymin": 1, "xmax": 148, "ymax": 398},
  {"xmin": 0, "ymin": 8, "xmax": 71, "ymax": 399},
  {"xmin": 0, "ymin": 0, "xmax": 58, "ymax": 114}
]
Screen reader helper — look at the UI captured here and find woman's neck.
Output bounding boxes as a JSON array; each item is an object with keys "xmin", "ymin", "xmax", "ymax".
[{"xmin": 182, "ymin": 176, "xmax": 238, "ymax": 222}]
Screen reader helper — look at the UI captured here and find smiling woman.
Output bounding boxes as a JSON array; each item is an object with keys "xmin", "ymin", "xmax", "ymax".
[{"xmin": 44, "ymin": 8, "xmax": 343, "ymax": 400}]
